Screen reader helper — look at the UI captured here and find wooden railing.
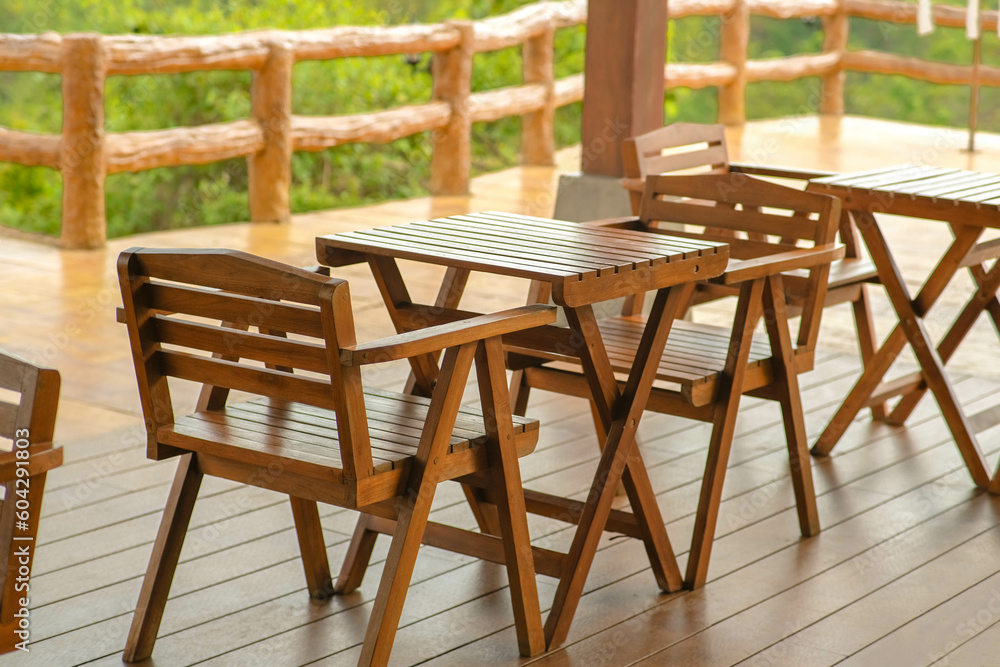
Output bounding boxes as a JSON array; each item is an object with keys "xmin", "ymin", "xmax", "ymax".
[
  {"xmin": 0, "ymin": 0, "xmax": 996, "ymax": 248},
  {"xmin": 667, "ymin": 0, "xmax": 999, "ymax": 124},
  {"xmin": 0, "ymin": 2, "xmax": 586, "ymax": 248}
]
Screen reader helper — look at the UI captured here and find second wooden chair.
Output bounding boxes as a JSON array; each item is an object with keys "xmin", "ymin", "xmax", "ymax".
[
  {"xmin": 622, "ymin": 122, "xmax": 886, "ymax": 419},
  {"xmin": 509, "ymin": 173, "xmax": 843, "ymax": 588}
]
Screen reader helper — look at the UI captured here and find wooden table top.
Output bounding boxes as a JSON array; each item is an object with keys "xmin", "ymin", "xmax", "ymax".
[
  {"xmin": 317, "ymin": 211, "xmax": 729, "ymax": 307},
  {"xmin": 809, "ymin": 165, "xmax": 1000, "ymax": 226}
]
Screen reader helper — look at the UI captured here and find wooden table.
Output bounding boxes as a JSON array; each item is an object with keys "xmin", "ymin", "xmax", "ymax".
[
  {"xmin": 317, "ymin": 211, "xmax": 729, "ymax": 648},
  {"xmin": 807, "ymin": 165, "xmax": 1000, "ymax": 490}
]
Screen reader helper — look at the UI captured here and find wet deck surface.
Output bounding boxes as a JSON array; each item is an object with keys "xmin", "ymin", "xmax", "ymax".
[{"xmin": 5, "ymin": 115, "xmax": 1000, "ymax": 665}]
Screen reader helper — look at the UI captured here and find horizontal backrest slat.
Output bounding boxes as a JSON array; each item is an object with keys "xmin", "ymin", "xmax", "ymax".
[
  {"xmin": 638, "ymin": 144, "xmax": 729, "ymax": 177},
  {"xmin": 628, "ymin": 123, "xmax": 730, "ymax": 180},
  {"xmin": 640, "ymin": 174, "xmax": 831, "ymax": 243},
  {"xmin": 642, "ymin": 196, "xmax": 820, "ymax": 241},
  {"xmin": 144, "ymin": 283, "xmax": 326, "ymax": 339},
  {"xmin": 154, "ymin": 317, "xmax": 329, "ymax": 375},
  {"xmin": 131, "ymin": 248, "xmax": 331, "ymax": 305},
  {"xmin": 159, "ymin": 351, "xmax": 335, "ymax": 409}
]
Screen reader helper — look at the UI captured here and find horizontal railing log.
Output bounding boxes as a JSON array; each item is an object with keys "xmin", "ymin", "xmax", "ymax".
[{"xmin": 0, "ymin": 0, "xmax": 997, "ymax": 247}]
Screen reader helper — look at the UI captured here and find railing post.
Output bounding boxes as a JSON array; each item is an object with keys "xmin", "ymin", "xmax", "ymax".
[
  {"xmin": 718, "ymin": 0, "xmax": 749, "ymax": 125},
  {"xmin": 249, "ymin": 40, "xmax": 293, "ymax": 223},
  {"xmin": 431, "ymin": 21, "xmax": 474, "ymax": 196},
  {"xmin": 522, "ymin": 27, "xmax": 555, "ymax": 166},
  {"xmin": 60, "ymin": 34, "xmax": 108, "ymax": 249},
  {"xmin": 821, "ymin": 0, "xmax": 848, "ymax": 115}
]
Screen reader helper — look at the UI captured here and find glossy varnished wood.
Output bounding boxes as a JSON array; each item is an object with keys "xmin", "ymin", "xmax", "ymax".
[
  {"xmin": 320, "ymin": 210, "xmax": 726, "ymax": 649},
  {"xmin": 808, "ymin": 166, "xmax": 1000, "ymax": 489},
  {"xmin": 117, "ymin": 248, "xmax": 554, "ymax": 664},
  {"xmin": 8, "ymin": 116, "xmax": 1000, "ymax": 665},
  {"xmin": 514, "ymin": 173, "xmax": 842, "ymax": 589}
]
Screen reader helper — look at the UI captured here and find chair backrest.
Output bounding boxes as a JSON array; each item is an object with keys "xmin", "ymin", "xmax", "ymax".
[
  {"xmin": 117, "ymin": 248, "xmax": 373, "ymax": 478},
  {"xmin": 0, "ymin": 351, "xmax": 59, "ymax": 448},
  {"xmin": 639, "ymin": 173, "xmax": 841, "ymax": 355},
  {"xmin": 0, "ymin": 349, "xmax": 60, "ymax": 630},
  {"xmin": 622, "ymin": 123, "xmax": 730, "ymax": 214}
]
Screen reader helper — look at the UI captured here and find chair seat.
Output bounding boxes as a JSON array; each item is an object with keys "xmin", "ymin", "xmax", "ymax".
[
  {"xmin": 160, "ymin": 388, "xmax": 539, "ymax": 507},
  {"xmin": 599, "ymin": 318, "xmax": 775, "ymax": 407},
  {"xmin": 785, "ymin": 256, "xmax": 879, "ymax": 291}
]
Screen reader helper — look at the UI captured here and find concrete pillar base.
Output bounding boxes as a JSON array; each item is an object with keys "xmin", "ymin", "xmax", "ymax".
[{"xmin": 552, "ymin": 172, "xmax": 633, "ymax": 222}]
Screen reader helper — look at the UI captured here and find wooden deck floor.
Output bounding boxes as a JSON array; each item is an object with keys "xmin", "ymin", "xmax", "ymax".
[{"xmin": 5, "ymin": 115, "xmax": 1000, "ymax": 666}]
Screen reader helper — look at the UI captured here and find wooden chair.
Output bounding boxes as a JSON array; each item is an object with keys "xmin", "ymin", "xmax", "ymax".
[
  {"xmin": 508, "ymin": 173, "xmax": 843, "ymax": 588},
  {"xmin": 118, "ymin": 248, "xmax": 555, "ymax": 665},
  {"xmin": 0, "ymin": 350, "xmax": 62, "ymax": 653},
  {"xmin": 622, "ymin": 123, "xmax": 886, "ymax": 418}
]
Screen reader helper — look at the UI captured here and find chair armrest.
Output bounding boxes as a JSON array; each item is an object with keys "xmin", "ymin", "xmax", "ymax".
[
  {"xmin": 729, "ymin": 163, "xmax": 836, "ymax": 181},
  {"xmin": 341, "ymin": 305, "xmax": 557, "ymax": 366},
  {"xmin": 715, "ymin": 244, "xmax": 845, "ymax": 285}
]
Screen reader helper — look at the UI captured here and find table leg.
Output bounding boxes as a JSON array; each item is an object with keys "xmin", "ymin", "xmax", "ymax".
[
  {"xmin": 367, "ymin": 257, "xmax": 443, "ymax": 397},
  {"xmin": 817, "ymin": 212, "xmax": 990, "ymax": 487},
  {"xmin": 888, "ymin": 258, "xmax": 1000, "ymax": 424},
  {"xmin": 402, "ymin": 266, "xmax": 471, "ymax": 395},
  {"xmin": 545, "ymin": 285, "xmax": 687, "ymax": 649},
  {"xmin": 813, "ymin": 212, "xmax": 983, "ymax": 455}
]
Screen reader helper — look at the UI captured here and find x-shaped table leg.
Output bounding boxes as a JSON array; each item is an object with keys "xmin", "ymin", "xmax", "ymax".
[
  {"xmin": 544, "ymin": 284, "xmax": 688, "ymax": 649},
  {"xmin": 813, "ymin": 211, "xmax": 991, "ymax": 487},
  {"xmin": 887, "ymin": 254, "xmax": 1000, "ymax": 425}
]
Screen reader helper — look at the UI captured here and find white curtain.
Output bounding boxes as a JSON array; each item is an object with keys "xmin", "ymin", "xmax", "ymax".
[{"xmin": 917, "ymin": 0, "xmax": 986, "ymax": 37}]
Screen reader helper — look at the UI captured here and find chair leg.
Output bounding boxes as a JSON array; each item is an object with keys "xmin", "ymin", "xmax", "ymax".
[
  {"xmin": 777, "ymin": 383, "xmax": 821, "ymax": 537},
  {"xmin": 290, "ymin": 496, "xmax": 333, "ymax": 599},
  {"xmin": 685, "ymin": 392, "xmax": 743, "ymax": 590},
  {"xmin": 764, "ymin": 274, "xmax": 821, "ymax": 538},
  {"xmin": 686, "ymin": 279, "xmax": 764, "ymax": 590},
  {"xmin": 477, "ymin": 337, "xmax": 545, "ymax": 657},
  {"xmin": 508, "ymin": 368, "xmax": 532, "ymax": 417},
  {"xmin": 851, "ymin": 285, "xmax": 887, "ymax": 420},
  {"xmin": 360, "ymin": 487, "xmax": 438, "ymax": 666},
  {"xmin": 333, "ymin": 514, "xmax": 380, "ymax": 595},
  {"xmin": 124, "ymin": 454, "xmax": 203, "ymax": 662},
  {"xmin": 360, "ymin": 342, "xmax": 478, "ymax": 666},
  {"xmin": 462, "ymin": 483, "xmax": 502, "ymax": 536}
]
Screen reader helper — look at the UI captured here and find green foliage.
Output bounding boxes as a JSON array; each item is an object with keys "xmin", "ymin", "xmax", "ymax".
[
  {"xmin": 0, "ymin": 1, "xmax": 995, "ymax": 239},
  {"xmin": 1, "ymin": 0, "xmax": 577, "ymax": 238}
]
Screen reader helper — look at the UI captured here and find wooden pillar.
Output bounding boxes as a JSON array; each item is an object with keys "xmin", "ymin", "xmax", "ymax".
[
  {"xmin": 430, "ymin": 21, "xmax": 474, "ymax": 195},
  {"xmin": 60, "ymin": 34, "xmax": 108, "ymax": 249},
  {"xmin": 820, "ymin": 1, "xmax": 848, "ymax": 115},
  {"xmin": 522, "ymin": 27, "xmax": 556, "ymax": 166},
  {"xmin": 718, "ymin": 0, "xmax": 749, "ymax": 125},
  {"xmin": 249, "ymin": 41, "xmax": 293, "ymax": 223},
  {"xmin": 580, "ymin": 0, "xmax": 668, "ymax": 177}
]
